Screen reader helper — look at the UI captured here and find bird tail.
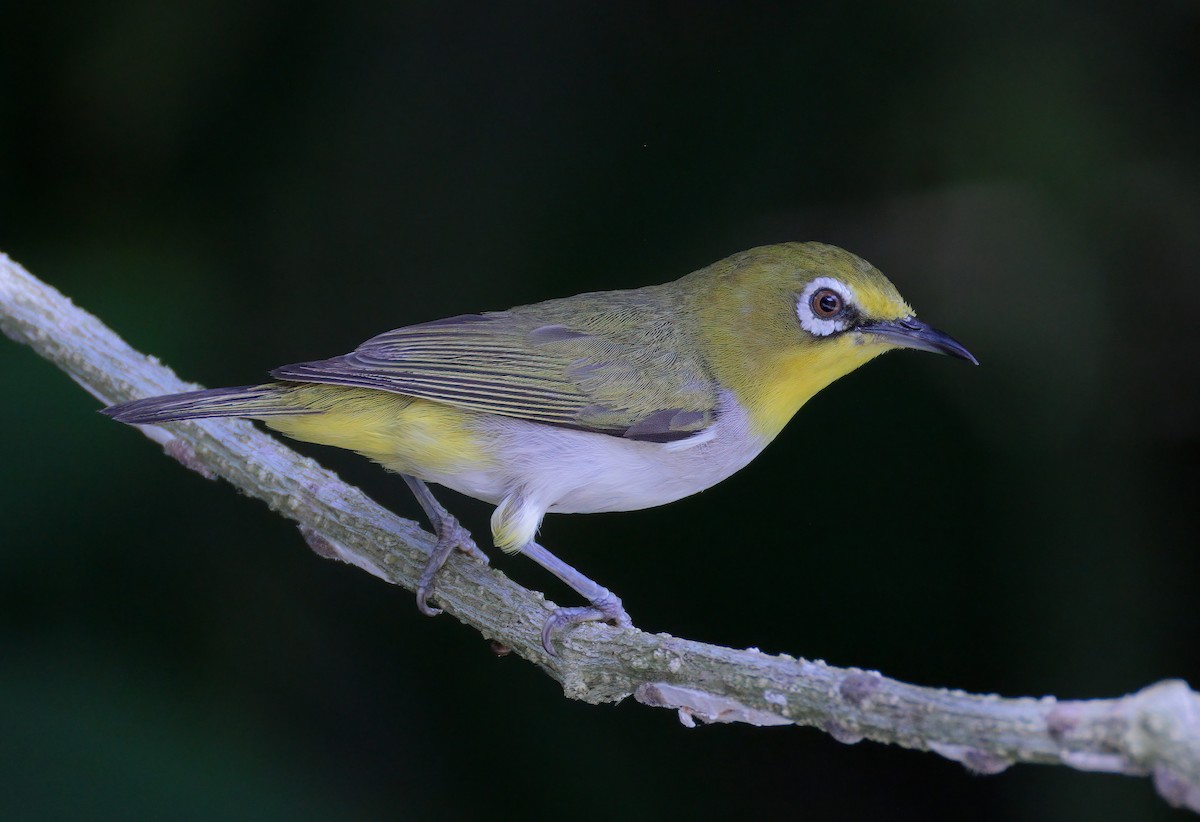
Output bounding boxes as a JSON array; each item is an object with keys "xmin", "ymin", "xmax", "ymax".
[{"xmin": 102, "ymin": 383, "xmax": 318, "ymax": 425}]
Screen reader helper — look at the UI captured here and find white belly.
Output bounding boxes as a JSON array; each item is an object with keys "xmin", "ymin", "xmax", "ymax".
[{"xmin": 409, "ymin": 391, "xmax": 770, "ymax": 549}]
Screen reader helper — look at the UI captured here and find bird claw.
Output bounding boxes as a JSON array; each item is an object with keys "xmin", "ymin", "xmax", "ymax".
[
  {"xmin": 415, "ymin": 582, "xmax": 443, "ymax": 617},
  {"xmin": 540, "ymin": 589, "xmax": 632, "ymax": 656},
  {"xmin": 456, "ymin": 532, "xmax": 489, "ymax": 566},
  {"xmin": 415, "ymin": 514, "xmax": 482, "ymax": 617}
]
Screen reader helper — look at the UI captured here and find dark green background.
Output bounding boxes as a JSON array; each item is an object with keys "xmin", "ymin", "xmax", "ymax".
[{"xmin": 3, "ymin": 2, "xmax": 1198, "ymax": 819}]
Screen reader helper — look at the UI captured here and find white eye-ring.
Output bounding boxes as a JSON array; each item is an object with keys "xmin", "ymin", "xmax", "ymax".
[{"xmin": 797, "ymin": 277, "xmax": 854, "ymax": 337}]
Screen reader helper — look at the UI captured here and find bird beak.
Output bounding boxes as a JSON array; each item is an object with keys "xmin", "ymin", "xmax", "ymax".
[{"xmin": 856, "ymin": 317, "xmax": 978, "ymax": 365}]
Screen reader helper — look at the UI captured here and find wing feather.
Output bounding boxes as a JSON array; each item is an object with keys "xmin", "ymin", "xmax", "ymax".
[{"xmin": 271, "ymin": 305, "xmax": 718, "ymax": 442}]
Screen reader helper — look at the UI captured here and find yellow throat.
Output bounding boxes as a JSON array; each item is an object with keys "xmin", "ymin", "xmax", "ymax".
[{"xmin": 684, "ymin": 243, "xmax": 917, "ymax": 440}]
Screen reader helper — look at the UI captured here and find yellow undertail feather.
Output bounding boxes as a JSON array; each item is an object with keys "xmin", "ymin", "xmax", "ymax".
[
  {"xmin": 262, "ymin": 388, "xmax": 489, "ymax": 475},
  {"xmin": 103, "ymin": 382, "xmax": 490, "ymax": 476}
]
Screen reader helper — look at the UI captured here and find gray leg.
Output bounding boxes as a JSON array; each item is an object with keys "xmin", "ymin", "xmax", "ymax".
[
  {"xmin": 401, "ymin": 474, "xmax": 487, "ymax": 616},
  {"xmin": 520, "ymin": 540, "xmax": 633, "ymax": 655}
]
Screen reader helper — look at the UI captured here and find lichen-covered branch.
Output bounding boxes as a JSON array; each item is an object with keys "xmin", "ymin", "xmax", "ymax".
[{"xmin": 3, "ymin": 250, "xmax": 1198, "ymax": 813}]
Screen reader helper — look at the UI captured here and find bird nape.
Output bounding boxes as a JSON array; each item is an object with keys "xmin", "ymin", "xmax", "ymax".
[{"xmin": 103, "ymin": 242, "xmax": 976, "ymax": 654}]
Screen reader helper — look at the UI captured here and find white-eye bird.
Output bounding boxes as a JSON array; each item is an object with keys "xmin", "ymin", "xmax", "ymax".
[{"xmin": 104, "ymin": 242, "xmax": 976, "ymax": 653}]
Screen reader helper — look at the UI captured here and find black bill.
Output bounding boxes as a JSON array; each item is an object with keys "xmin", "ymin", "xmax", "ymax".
[{"xmin": 857, "ymin": 317, "xmax": 978, "ymax": 365}]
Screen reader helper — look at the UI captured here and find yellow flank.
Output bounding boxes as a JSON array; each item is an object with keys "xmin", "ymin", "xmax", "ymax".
[{"xmin": 260, "ymin": 386, "xmax": 489, "ymax": 475}]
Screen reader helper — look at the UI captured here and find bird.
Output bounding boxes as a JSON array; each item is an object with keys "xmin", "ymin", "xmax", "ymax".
[{"xmin": 103, "ymin": 242, "xmax": 976, "ymax": 654}]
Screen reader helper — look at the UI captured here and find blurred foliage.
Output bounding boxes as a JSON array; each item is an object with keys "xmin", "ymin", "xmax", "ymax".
[{"xmin": 2, "ymin": 2, "xmax": 1198, "ymax": 819}]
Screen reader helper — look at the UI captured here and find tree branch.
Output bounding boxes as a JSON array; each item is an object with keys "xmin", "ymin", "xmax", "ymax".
[{"xmin": 3, "ymin": 250, "xmax": 1198, "ymax": 813}]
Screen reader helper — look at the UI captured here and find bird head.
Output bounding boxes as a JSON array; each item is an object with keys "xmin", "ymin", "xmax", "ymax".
[{"xmin": 687, "ymin": 242, "xmax": 976, "ymax": 439}]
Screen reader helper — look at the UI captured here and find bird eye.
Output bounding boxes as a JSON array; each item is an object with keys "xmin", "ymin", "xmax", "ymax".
[{"xmin": 811, "ymin": 288, "xmax": 843, "ymax": 318}]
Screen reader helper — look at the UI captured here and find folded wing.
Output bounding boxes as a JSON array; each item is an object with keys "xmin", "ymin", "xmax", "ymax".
[{"xmin": 271, "ymin": 303, "xmax": 717, "ymax": 443}]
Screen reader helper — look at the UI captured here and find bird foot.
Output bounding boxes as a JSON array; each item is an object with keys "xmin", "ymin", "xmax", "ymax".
[
  {"xmin": 540, "ymin": 589, "xmax": 632, "ymax": 656},
  {"xmin": 415, "ymin": 515, "xmax": 485, "ymax": 617}
]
